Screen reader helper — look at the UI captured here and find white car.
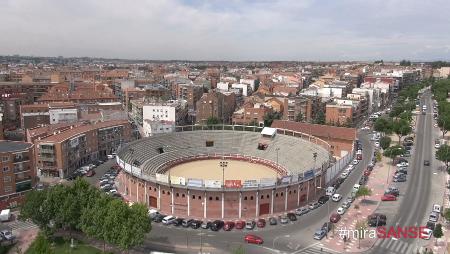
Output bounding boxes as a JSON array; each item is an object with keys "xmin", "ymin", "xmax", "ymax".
[
  {"xmin": 374, "ymin": 142, "xmax": 380, "ymax": 148},
  {"xmin": 347, "ymin": 165, "xmax": 355, "ymax": 171},
  {"xmin": 396, "ymin": 162, "xmax": 409, "ymax": 167},
  {"xmin": 421, "ymin": 228, "xmax": 433, "ymax": 240},
  {"xmin": 435, "ymin": 143, "xmax": 440, "ymax": 149},
  {"xmin": 0, "ymin": 230, "xmax": 14, "ymax": 241},
  {"xmin": 332, "ymin": 194, "xmax": 342, "ymax": 202},
  {"xmin": 433, "ymin": 204, "xmax": 442, "ymax": 214},
  {"xmin": 352, "ymin": 159, "xmax": 359, "ymax": 165},
  {"xmin": 353, "ymin": 184, "xmax": 361, "ymax": 192},
  {"xmin": 340, "ymin": 171, "xmax": 349, "ymax": 179},
  {"xmin": 109, "ymin": 188, "xmax": 118, "ymax": 194},
  {"xmin": 107, "ymin": 154, "xmax": 116, "ymax": 159},
  {"xmin": 337, "ymin": 207, "xmax": 346, "ymax": 215}
]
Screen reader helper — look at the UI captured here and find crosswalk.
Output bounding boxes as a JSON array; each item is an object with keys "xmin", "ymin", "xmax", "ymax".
[
  {"xmin": 373, "ymin": 239, "xmax": 418, "ymax": 254},
  {"xmin": 5, "ymin": 220, "xmax": 38, "ymax": 231},
  {"xmin": 295, "ymin": 244, "xmax": 340, "ymax": 254}
]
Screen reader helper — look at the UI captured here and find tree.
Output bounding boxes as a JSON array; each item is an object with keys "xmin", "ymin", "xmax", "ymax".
[
  {"xmin": 436, "ymin": 144, "xmax": 450, "ymax": 169},
  {"xmin": 314, "ymin": 110, "xmax": 326, "ymax": 125},
  {"xmin": 355, "ymin": 219, "xmax": 368, "ymax": 249},
  {"xmin": 19, "ymin": 189, "xmax": 56, "ymax": 236},
  {"xmin": 206, "ymin": 116, "xmax": 219, "ymax": 125},
  {"xmin": 115, "ymin": 203, "xmax": 151, "ymax": 253},
  {"xmin": 400, "ymin": 60, "xmax": 411, "ymax": 66},
  {"xmin": 263, "ymin": 111, "xmax": 282, "ymax": 127},
  {"xmin": 444, "ymin": 208, "xmax": 450, "ymax": 222},
  {"xmin": 355, "ymin": 186, "xmax": 372, "ymax": 201},
  {"xmin": 380, "ymin": 136, "xmax": 391, "ymax": 150},
  {"xmin": 393, "ymin": 119, "xmax": 412, "ymax": 144},
  {"xmin": 437, "ymin": 114, "xmax": 450, "ymax": 139},
  {"xmin": 295, "ymin": 112, "xmax": 304, "ymax": 122},
  {"xmin": 383, "ymin": 145, "xmax": 405, "ymax": 163},
  {"xmin": 399, "ymin": 111, "xmax": 412, "ymax": 122},
  {"xmin": 374, "ymin": 117, "xmax": 393, "ymax": 134},
  {"xmin": 80, "ymin": 195, "xmax": 111, "ymax": 252},
  {"xmin": 433, "ymin": 223, "xmax": 443, "ymax": 243},
  {"xmin": 32, "ymin": 232, "xmax": 54, "ymax": 254}
]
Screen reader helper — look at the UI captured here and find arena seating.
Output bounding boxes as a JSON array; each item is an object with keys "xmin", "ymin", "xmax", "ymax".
[{"xmin": 117, "ymin": 130, "xmax": 329, "ymax": 175}]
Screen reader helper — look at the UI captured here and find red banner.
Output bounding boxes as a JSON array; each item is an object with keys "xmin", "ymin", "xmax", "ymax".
[{"xmin": 225, "ymin": 180, "xmax": 242, "ymax": 188}]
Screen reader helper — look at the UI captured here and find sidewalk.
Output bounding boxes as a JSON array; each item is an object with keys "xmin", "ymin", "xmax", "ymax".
[{"xmin": 322, "ymin": 156, "xmax": 393, "ymax": 252}]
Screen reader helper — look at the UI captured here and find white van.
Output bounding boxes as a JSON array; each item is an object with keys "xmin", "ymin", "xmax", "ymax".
[
  {"xmin": 162, "ymin": 215, "xmax": 176, "ymax": 225},
  {"xmin": 353, "ymin": 184, "xmax": 361, "ymax": 192},
  {"xmin": 326, "ymin": 187, "xmax": 336, "ymax": 196},
  {"xmin": 433, "ymin": 204, "xmax": 441, "ymax": 214}
]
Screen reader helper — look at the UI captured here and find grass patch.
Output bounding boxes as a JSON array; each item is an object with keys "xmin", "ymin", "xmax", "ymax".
[{"xmin": 26, "ymin": 236, "xmax": 110, "ymax": 254}]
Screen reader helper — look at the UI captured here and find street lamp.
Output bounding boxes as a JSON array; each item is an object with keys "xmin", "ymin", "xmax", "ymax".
[{"xmin": 219, "ymin": 161, "xmax": 228, "ymax": 189}]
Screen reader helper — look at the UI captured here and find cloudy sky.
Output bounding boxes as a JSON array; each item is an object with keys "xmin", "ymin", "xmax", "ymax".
[{"xmin": 1, "ymin": 0, "xmax": 450, "ymax": 61}]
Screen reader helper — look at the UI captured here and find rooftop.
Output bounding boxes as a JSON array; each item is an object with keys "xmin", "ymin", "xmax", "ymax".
[{"xmin": 0, "ymin": 140, "xmax": 33, "ymax": 153}]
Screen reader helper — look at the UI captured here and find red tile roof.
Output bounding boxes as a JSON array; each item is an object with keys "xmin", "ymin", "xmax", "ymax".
[{"xmin": 272, "ymin": 120, "xmax": 356, "ymax": 141}]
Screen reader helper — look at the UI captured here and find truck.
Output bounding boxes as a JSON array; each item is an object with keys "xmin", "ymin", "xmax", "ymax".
[{"xmin": 0, "ymin": 209, "xmax": 11, "ymax": 222}]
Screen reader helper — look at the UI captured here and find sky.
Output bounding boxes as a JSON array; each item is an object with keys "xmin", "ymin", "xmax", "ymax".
[{"xmin": 1, "ymin": 0, "xmax": 450, "ymax": 61}]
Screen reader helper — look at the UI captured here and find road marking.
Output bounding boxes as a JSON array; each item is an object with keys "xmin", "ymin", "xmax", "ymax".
[{"xmin": 290, "ymin": 242, "xmax": 321, "ymax": 254}]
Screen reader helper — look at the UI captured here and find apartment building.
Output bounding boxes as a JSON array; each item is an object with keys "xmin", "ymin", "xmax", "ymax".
[
  {"xmin": 33, "ymin": 120, "xmax": 132, "ymax": 178},
  {"xmin": 196, "ymin": 91, "xmax": 236, "ymax": 124},
  {"xmin": 0, "ymin": 141, "xmax": 34, "ymax": 209}
]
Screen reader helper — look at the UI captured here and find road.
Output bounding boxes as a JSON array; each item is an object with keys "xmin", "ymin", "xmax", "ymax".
[
  {"xmin": 135, "ymin": 132, "xmax": 373, "ymax": 254},
  {"xmin": 370, "ymin": 90, "xmax": 437, "ymax": 254}
]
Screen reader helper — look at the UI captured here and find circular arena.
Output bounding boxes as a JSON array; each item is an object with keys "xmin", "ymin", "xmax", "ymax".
[{"xmin": 116, "ymin": 125, "xmax": 331, "ymax": 219}]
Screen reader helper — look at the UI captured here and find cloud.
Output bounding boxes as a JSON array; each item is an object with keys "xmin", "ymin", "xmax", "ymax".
[{"xmin": 0, "ymin": 0, "xmax": 449, "ymax": 61}]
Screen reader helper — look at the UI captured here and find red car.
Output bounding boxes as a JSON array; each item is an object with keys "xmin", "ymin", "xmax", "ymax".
[
  {"xmin": 86, "ymin": 170, "xmax": 96, "ymax": 177},
  {"xmin": 244, "ymin": 234, "xmax": 263, "ymax": 244},
  {"xmin": 235, "ymin": 220, "xmax": 245, "ymax": 230},
  {"xmin": 330, "ymin": 213, "xmax": 341, "ymax": 223},
  {"xmin": 257, "ymin": 218, "xmax": 266, "ymax": 228},
  {"xmin": 223, "ymin": 221, "xmax": 235, "ymax": 231},
  {"xmin": 363, "ymin": 170, "xmax": 371, "ymax": 176},
  {"xmin": 381, "ymin": 194, "xmax": 397, "ymax": 201}
]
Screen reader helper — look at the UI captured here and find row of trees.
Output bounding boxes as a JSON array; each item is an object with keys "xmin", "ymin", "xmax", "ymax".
[
  {"xmin": 20, "ymin": 179, "xmax": 151, "ymax": 253},
  {"xmin": 431, "ymin": 79, "xmax": 450, "ymax": 169}
]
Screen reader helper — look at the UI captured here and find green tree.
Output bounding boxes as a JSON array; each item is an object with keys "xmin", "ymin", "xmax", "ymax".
[
  {"xmin": 380, "ymin": 136, "xmax": 391, "ymax": 150},
  {"xmin": 80, "ymin": 195, "xmax": 111, "ymax": 252},
  {"xmin": 295, "ymin": 112, "xmax": 304, "ymax": 122},
  {"xmin": 437, "ymin": 114, "xmax": 450, "ymax": 139},
  {"xmin": 314, "ymin": 110, "xmax": 326, "ymax": 125},
  {"xmin": 355, "ymin": 186, "xmax": 372, "ymax": 201},
  {"xmin": 32, "ymin": 232, "xmax": 54, "ymax": 254},
  {"xmin": 436, "ymin": 144, "xmax": 450, "ymax": 169},
  {"xmin": 263, "ymin": 111, "xmax": 282, "ymax": 127},
  {"xmin": 374, "ymin": 117, "xmax": 393, "ymax": 134},
  {"xmin": 206, "ymin": 116, "xmax": 220, "ymax": 125},
  {"xmin": 399, "ymin": 111, "xmax": 412, "ymax": 122},
  {"xmin": 393, "ymin": 119, "xmax": 412, "ymax": 144},
  {"xmin": 19, "ymin": 189, "xmax": 56, "ymax": 236},
  {"xmin": 444, "ymin": 208, "xmax": 450, "ymax": 222},
  {"xmin": 116, "ymin": 203, "xmax": 152, "ymax": 253},
  {"xmin": 383, "ymin": 146, "xmax": 405, "ymax": 163},
  {"xmin": 433, "ymin": 223, "xmax": 443, "ymax": 243},
  {"xmin": 400, "ymin": 60, "xmax": 411, "ymax": 66}
]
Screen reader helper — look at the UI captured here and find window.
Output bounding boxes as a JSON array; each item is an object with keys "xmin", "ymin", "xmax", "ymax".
[
  {"xmin": 4, "ymin": 186, "xmax": 12, "ymax": 193},
  {"xmin": 261, "ymin": 195, "xmax": 264, "ymax": 199},
  {"xmin": 281, "ymin": 192, "xmax": 284, "ymax": 197},
  {"xmin": 162, "ymin": 190, "xmax": 165, "ymax": 194},
  {"xmin": 2, "ymin": 167, "xmax": 9, "ymax": 173},
  {"xmin": 192, "ymin": 195, "xmax": 195, "ymax": 199},
  {"xmin": 182, "ymin": 194, "xmax": 185, "ymax": 198},
  {"xmin": 198, "ymin": 196, "xmax": 202, "ymax": 200},
  {"xmin": 294, "ymin": 190, "xmax": 297, "ymax": 194},
  {"xmin": 1, "ymin": 156, "xmax": 8, "ymax": 162},
  {"xmin": 215, "ymin": 196, "xmax": 219, "ymax": 201},
  {"xmin": 276, "ymin": 193, "xmax": 278, "ymax": 197},
  {"xmin": 167, "ymin": 191, "xmax": 170, "ymax": 195},
  {"xmin": 266, "ymin": 194, "xmax": 269, "ymax": 199},
  {"xmin": 3, "ymin": 176, "xmax": 11, "ymax": 182},
  {"xmin": 176, "ymin": 193, "xmax": 179, "ymax": 197},
  {"xmin": 244, "ymin": 196, "xmax": 248, "ymax": 200},
  {"xmin": 289, "ymin": 190, "xmax": 292, "ymax": 195},
  {"xmin": 250, "ymin": 196, "xmax": 254, "ymax": 200},
  {"xmin": 209, "ymin": 197, "xmax": 212, "ymax": 201}
]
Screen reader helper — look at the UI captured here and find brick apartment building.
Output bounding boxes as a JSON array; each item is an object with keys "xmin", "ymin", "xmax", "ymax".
[
  {"xmin": 123, "ymin": 85, "xmax": 170, "ymax": 112},
  {"xmin": 0, "ymin": 141, "xmax": 34, "ymax": 209},
  {"xmin": 232, "ymin": 102, "xmax": 272, "ymax": 126},
  {"xmin": 32, "ymin": 120, "xmax": 132, "ymax": 178},
  {"xmin": 196, "ymin": 91, "xmax": 236, "ymax": 124},
  {"xmin": 172, "ymin": 83, "xmax": 204, "ymax": 110}
]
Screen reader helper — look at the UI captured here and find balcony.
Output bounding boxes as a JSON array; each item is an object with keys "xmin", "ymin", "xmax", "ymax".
[
  {"xmin": 13, "ymin": 156, "xmax": 30, "ymax": 163},
  {"xmin": 39, "ymin": 148, "xmax": 54, "ymax": 154},
  {"xmin": 40, "ymin": 157, "xmax": 55, "ymax": 162},
  {"xmin": 15, "ymin": 174, "xmax": 32, "ymax": 183}
]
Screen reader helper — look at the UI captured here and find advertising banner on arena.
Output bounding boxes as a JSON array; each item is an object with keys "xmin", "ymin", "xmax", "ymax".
[
  {"xmin": 304, "ymin": 169, "xmax": 315, "ymax": 180},
  {"xmin": 242, "ymin": 180, "xmax": 258, "ymax": 188},
  {"xmin": 259, "ymin": 178, "xmax": 277, "ymax": 187},
  {"xmin": 204, "ymin": 180, "xmax": 222, "ymax": 188},
  {"xmin": 156, "ymin": 173, "xmax": 169, "ymax": 183},
  {"xmin": 280, "ymin": 176, "xmax": 292, "ymax": 184},
  {"xmin": 187, "ymin": 178, "xmax": 203, "ymax": 188},
  {"xmin": 170, "ymin": 176, "xmax": 186, "ymax": 185},
  {"xmin": 225, "ymin": 180, "xmax": 242, "ymax": 189},
  {"xmin": 297, "ymin": 173, "xmax": 304, "ymax": 182}
]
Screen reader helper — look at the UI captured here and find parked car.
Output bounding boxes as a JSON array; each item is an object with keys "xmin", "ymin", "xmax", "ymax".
[
  {"xmin": 0, "ymin": 230, "xmax": 14, "ymax": 241},
  {"xmin": 433, "ymin": 204, "xmax": 442, "ymax": 214},
  {"xmin": 396, "ymin": 162, "xmax": 409, "ymax": 167},
  {"xmin": 182, "ymin": 219, "xmax": 194, "ymax": 228},
  {"xmin": 268, "ymin": 217, "xmax": 277, "ymax": 225},
  {"xmin": 421, "ymin": 228, "xmax": 433, "ymax": 240},
  {"xmin": 395, "ymin": 169, "xmax": 408, "ymax": 175},
  {"xmin": 210, "ymin": 220, "xmax": 224, "ymax": 231},
  {"xmin": 426, "ymin": 221, "xmax": 436, "ymax": 231},
  {"xmin": 381, "ymin": 194, "xmax": 397, "ymax": 201},
  {"xmin": 173, "ymin": 218, "xmax": 184, "ymax": 226},
  {"xmin": 363, "ymin": 170, "xmax": 371, "ymax": 177},
  {"xmin": 331, "ymin": 194, "xmax": 342, "ymax": 202},
  {"xmin": 352, "ymin": 159, "xmax": 359, "ymax": 165},
  {"xmin": 393, "ymin": 174, "xmax": 407, "ymax": 182},
  {"xmin": 318, "ymin": 196, "xmax": 329, "ymax": 205},
  {"xmin": 257, "ymin": 218, "xmax": 266, "ymax": 228},
  {"xmin": 308, "ymin": 202, "xmax": 320, "ymax": 210},
  {"xmin": 429, "ymin": 212, "xmax": 439, "ymax": 223},
  {"xmin": 384, "ymin": 188, "xmax": 399, "ymax": 197},
  {"xmin": 341, "ymin": 200, "xmax": 351, "ymax": 209},
  {"xmin": 330, "ymin": 213, "xmax": 341, "ymax": 223},
  {"xmin": 245, "ymin": 220, "xmax": 256, "ymax": 230},
  {"xmin": 162, "ymin": 215, "xmax": 176, "ymax": 225},
  {"xmin": 353, "ymin": 184, "xmax": 361, "ymax": 192},
  {"xmin": 279, "ymin": 216, "xmax": 289, "ymax": 224},
  {"xmin": 287, "ymin": 213, "xmax": 297, "ymax": 221},
  {"xmin": 368, "ymin": 213, "xmax": 386, "ymax": 227},
  {"xmin": 223, "ymin": 221, "xmax": 235, "ymax": 231},
  {"xmin": 295, "ymin": 206, "xmax": 309, "ymax": 216},
  {"xmin": 152, "ymin": 214, "xmax": 165, "ymax": 223},
  {"xmin": 313, "ymin": 229, "xmax": 327, "ymax": 240},
  {"xmin": 191, "ymin": 220, "xmax": 202, "ymax": 229},
  {"xmin": 346, "ymin": 196, "xmax": 355, "ymax": 203},
  {"xmin": 340, "ymin": 171, "xmax": 349, "ymax": 179},
  {"xmin": 337, "ymin": 207, "xmax": 346, "ymax": 215},
  {"xmin": 322, "ymin": 222, "xmax": 333, "ymax": 232},
  {"xmin": 244, "ymin": 234, "xmax": 263, "ymax": 244},
  {"xmin": 201, "ymin": 221, "xmax": 212, "ymax": 229},
  {"xmin": 359, "ymin": 175, "xmax": 368, "ymax": 185},
  {"xmin": 235, "ymin": 220, "xmax": 245, "ymax": 229}
]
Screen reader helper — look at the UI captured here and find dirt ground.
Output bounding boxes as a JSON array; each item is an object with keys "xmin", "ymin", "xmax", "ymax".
[{"xmin": 167, "ymin": 159, "xmax": 278, "ymax": 181}]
